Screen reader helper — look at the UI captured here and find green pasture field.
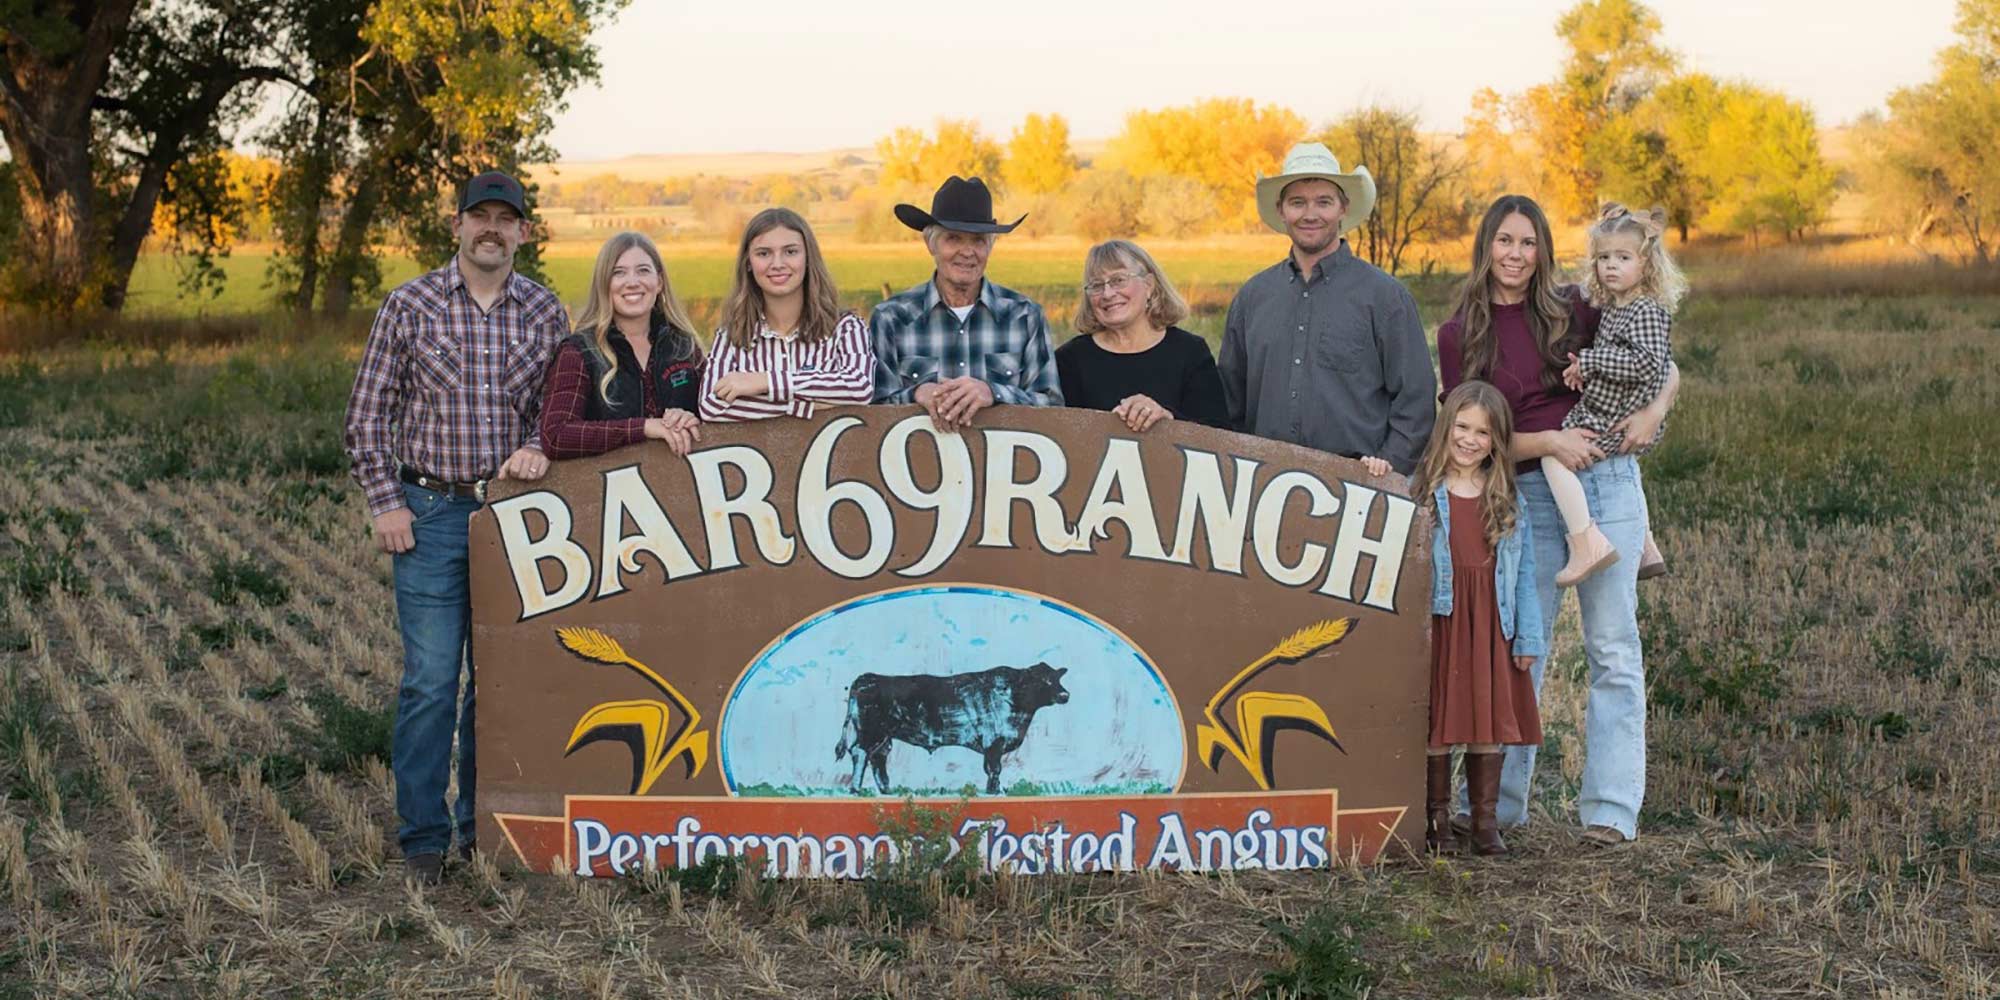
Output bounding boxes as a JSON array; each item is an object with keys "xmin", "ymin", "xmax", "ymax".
[
  {"xmin": 120, "ymin": 239, "xmax": 1290, "ymax": 326},
  {"xmin": 0, "ymin": 284, "xmax": 1994, "ymax": 997}
]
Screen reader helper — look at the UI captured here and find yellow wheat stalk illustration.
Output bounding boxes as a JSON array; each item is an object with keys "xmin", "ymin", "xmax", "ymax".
[
  {"xmin": 1195, "ymin": 618, "xmax": 1352, "ymax": 790},
  {"xmin": 557, "ymin": 626, "xmax": 709, "ymax": 792}
]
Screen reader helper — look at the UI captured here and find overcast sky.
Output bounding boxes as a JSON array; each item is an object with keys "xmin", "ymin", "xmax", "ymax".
[{"xmin": 544, "ymin": 0, "xmax": 1958, "ymax": 160}]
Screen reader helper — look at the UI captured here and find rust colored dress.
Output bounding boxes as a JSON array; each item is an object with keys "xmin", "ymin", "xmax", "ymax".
[{"xmin": 1430, "ymin": 494, "xmax": 1543, "ymax": 748}]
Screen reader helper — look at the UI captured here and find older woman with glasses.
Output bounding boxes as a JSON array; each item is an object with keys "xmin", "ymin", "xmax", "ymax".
[{"xmin": 1055, "ymin": 240, "xmax": 1229, "ymax": 431}]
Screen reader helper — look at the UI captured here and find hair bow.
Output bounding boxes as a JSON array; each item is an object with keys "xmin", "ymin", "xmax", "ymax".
[{"xmin": 1599, "ymin": 203, "xmax": 1668, "ymax": 241}]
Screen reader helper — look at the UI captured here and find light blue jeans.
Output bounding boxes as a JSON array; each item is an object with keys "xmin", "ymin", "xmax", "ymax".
[
  {"xmin": 1471, "ymin": 455, "xmax": 1649, "ymax": 838},
  {"xmin": 391, "ymin": 483, "xmax": 481, "ymax": 857}
]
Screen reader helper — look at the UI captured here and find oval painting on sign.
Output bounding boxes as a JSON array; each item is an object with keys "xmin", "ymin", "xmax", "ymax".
[{"xmin": 718, "ymin": 586, "xmax": 1184, "ymax": 797}]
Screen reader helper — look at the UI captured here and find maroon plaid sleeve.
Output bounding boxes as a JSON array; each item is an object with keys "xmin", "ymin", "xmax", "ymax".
[
  {"xmin": 343, "ymin": 294, "xmax": 411, "ymax": 517},
  {"xmin": 538, "ymin": 341, "xmax": 648, "ymax": 459}
]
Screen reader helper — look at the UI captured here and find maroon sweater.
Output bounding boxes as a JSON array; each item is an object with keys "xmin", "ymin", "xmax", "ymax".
[{"xmin": 1436, "ymin": 287, "xmax": 1601, "ymax": 473}]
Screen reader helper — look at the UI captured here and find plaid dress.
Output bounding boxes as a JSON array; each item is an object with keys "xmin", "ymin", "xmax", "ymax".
[
  {"xmin": 867, "ymin": 278, "xmax": 1062, "ymax": 406},
  {"xmin": 1562, "ymin": 296, "xmax": 1673, "ymax": 456}
]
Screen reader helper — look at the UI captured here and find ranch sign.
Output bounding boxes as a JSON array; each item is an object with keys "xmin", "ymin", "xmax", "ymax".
[{"xmin": 469, "ymin": 407, "xmax": 1428, "ymax": 878}]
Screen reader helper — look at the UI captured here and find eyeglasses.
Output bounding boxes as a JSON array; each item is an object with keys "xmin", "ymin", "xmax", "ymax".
[{"xmin": 1083, "ymin": 272, "xmax": 1148, "ymax": 297}]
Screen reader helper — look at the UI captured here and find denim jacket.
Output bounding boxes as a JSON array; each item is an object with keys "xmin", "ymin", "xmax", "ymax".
[{"xmin": 1429, "ymin": 485, "xmax": 1547, "ymax": 660}]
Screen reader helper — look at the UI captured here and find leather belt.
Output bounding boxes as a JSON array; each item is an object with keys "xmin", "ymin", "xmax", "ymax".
[{"xmin": 399, "ymin": 467, "xmax": 489, "ymax": 501}]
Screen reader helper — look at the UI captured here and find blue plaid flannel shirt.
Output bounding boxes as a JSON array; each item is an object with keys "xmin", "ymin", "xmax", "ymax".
[{"xmin": 868, "ymin": 277, "xmax": 1063, "ymax": 406}]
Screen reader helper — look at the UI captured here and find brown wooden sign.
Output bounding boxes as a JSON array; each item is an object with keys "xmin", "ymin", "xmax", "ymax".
[{"xmin": 470, "ymin": 406, "xmax": 1428, "ymax": 876}]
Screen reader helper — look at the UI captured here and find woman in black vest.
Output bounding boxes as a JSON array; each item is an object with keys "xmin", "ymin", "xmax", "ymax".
[{"xmin": 539, "ymin": 232, "xmax": 706, "ymax": 457}]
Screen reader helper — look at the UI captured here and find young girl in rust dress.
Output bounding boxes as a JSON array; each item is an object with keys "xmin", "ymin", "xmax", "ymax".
[{"xmin": 1374, "ymin": 380, "xmax": 1547, "ymax": 855}]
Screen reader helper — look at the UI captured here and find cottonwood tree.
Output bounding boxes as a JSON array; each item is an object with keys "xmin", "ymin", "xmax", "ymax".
[
  {"xmin": 1594, "ymin": 74, "xmax": 1722, "ymax": 242},
  {"xmin": 1463, "ymin": 0, "xmax": 1674, "ymax": 222},
  {"xmin": 876, "ymin": 119, "xmax": 1003, "ymax": 191},
  {"xmin": 1695, "ymin": 84, "xmax": 1835, "ymax": 244},
  {"xmin": 1862, "ymin": 0, "xmax": 2000, "ymax": 264},
  {"xmin": 0, "ymin": 1, "xmax": 296, "ymax": 311},
  {"xmin": 1317, "ymin": 108, "xmax": 1469, "ymax": 274},
  {"xmin": 1105, "ymin": 98, "xmax": 1305, "ymax": 231},
  {"xmin": 263, "ymin": 0, "xmax": 616, "ymax": 313},
  {"xmin": 1002, "ymin": 113, "xmax": 1078, "ymax": 197}
]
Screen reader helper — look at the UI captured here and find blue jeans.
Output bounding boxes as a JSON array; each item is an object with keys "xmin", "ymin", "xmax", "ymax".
[
  {"xmin": 391, "ymin": 483, "xmax": 481, "ymax": 857},
  {"xmin": 1474, "ymin": 456, "xmax": 1649, "ymax": 838}
]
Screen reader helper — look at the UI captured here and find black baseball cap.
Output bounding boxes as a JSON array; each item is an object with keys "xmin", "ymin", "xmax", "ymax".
[{"xmin": 458, "ymin": 171, "xmax": 528, "ymax": 217}]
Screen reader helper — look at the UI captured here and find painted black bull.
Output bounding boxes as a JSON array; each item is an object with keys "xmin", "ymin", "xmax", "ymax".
[{"xmin": 833, "ymin": 663, "xmax": 1071, "ymax": 794}]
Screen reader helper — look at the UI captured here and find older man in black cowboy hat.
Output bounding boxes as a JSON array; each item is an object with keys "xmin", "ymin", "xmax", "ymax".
[{"xmin": 869, "ymin": 176, "xmax": 1062, "ymax": 429}]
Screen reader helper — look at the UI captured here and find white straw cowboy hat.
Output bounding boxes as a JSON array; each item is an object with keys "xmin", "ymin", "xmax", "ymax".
[{"xmin": 1255, "ymin": 142, "xmax": 1377, "ymax": 236}]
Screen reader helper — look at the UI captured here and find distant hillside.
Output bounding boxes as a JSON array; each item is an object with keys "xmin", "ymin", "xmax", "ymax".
[
  {"xmin": 526, "ymin": 149, "xmax": 877, "ymax": 184},
  {"xmin": 531, "ymin": 139, "xmax": 1116, "ymax": 184}
]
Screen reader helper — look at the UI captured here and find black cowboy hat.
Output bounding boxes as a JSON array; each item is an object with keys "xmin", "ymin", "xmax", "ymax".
[{"xmin": 894, "ymin": 176, "xmax": 1025, "ymax": 234}]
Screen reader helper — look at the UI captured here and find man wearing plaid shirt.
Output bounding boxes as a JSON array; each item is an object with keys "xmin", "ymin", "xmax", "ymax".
[
  {"xmin": 870, "ymin": 176, "xmax": 1061, "ymax": 428},
  {"xmin": 342, "ymin": 171, "xmax": 570, "ymax": 885}
]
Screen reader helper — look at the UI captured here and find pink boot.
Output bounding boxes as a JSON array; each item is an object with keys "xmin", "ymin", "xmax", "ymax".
[
  {"xmin": 1556, "ymin": 523, "xmax": 1619, "ymax": 587},
  {"xmin": 1637, "ymin": 532, "xmax": 1667, "ymax": 581}
]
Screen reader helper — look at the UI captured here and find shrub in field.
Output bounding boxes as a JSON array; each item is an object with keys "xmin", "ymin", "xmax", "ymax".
[
  {"xmin": 206, "ymin": 557, "xmax": 290, "ymax": 608},
  {"xmin": 1782, "ymin": 345, "xmax": 1845, "ymax": 386},
  {"xmin": 663, "ymin": 854, "xmax": 747, "ymax": 899},
  {"xmin": 862, "ymin": 796, "xmax": 984, "ymax": 926},
  {"xmin": 1794, "ymin": 454, "xmax": 1910, "ymax": 527},
  {"xmin": 1643, "ymin": 607, "xmax": 1790, "ymax": 719},
  {"xmin": 298, "ymin": 688, "xmax": 392, "ymax": 774},
  {"xmin": 1258, "ymin": 906, "xmax": 1379, "ymax": 1000}
]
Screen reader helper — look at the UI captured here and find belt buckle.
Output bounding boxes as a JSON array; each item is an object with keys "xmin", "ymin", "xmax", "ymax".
[{"xmin": 474, "ymin": 479, "xmax": 489, "ymax": 503}]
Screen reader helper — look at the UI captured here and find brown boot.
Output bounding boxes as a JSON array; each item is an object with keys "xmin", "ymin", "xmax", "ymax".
[
  {"xmin": 1556, "ymin": 523, "xmax": 1619, "ymax": 587},
  {"xmin": 1465, "ymin": 752, "xmax": 1508, "ymax": 856},
  {"xmin": 1425, "ymin": 754, "xmax": 1459, "ymax": 854}
]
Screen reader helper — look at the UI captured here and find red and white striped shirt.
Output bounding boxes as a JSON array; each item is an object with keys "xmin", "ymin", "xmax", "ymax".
[{"xmin": 698, "ymin": 312, "xmax": 875, "ymax": 421}]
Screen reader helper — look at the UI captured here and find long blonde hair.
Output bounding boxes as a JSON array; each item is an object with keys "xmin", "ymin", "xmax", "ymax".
[
  {"xmin": 1585, "ymin": 203, "xmax": 1688, "ymax": 311},
  {"xmin": 1448, "ymin": 195, "xmax": 1578, "ymax": 390},
  {"xmin": 719, "ymin": 208, "xmax": 842, "ymax": 349},
  {"xmin": 1410, "ymin": 381, "xmax": 1518, "ymax": 547},
  {"xmin": 573, "ymin": 232, "xmax": 699, "ymax": 403}
]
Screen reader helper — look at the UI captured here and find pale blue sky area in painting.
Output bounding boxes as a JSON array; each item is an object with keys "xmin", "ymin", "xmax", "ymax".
[
  {"xmin": 717, "ymin": 587, "xmax": 1183, "ymax": 796},
  {"xmin": 549, "ymin": 0, "xmax": 1956, "ymax": 158}
]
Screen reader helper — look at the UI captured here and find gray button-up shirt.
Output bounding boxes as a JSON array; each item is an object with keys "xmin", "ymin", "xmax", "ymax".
[{"xmin": 1218, "ymin": 242, "xmax": 1437, "ymax": 473}]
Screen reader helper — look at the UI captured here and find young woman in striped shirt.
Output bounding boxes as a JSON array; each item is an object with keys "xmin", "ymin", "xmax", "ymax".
[{"xmin": 700, "ymin": 208, "xmax": 875, "ymax": 421}]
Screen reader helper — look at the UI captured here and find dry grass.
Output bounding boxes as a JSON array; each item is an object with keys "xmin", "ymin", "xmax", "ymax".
[{"xmin": 0, "ymin": 290, "xmax": 1995, "ymax": 998}]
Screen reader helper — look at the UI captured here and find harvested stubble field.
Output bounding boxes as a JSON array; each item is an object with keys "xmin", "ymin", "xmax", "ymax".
[{"xmin": 0, "ymin": 284, "xmax": 1995, "ymax": 999}]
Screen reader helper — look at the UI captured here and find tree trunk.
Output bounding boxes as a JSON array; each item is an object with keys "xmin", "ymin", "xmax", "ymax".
[
  {"xmin": 285, "ymin": 107, "xmax": 338, "ymax": 313},
  {"xmin": 322, "ymin": 174, "xmax": 383, "ymax": 314},
  {"xmin": 0, "ymin": 0, "xmax": 142, "ymax": 310},
  {"xmin": 5, "ymin": 137, "xmax": 95, "ymax": 307},
  {"xmin": 101, "ymin": 68, "xmax": 289, "ymax": 310}
]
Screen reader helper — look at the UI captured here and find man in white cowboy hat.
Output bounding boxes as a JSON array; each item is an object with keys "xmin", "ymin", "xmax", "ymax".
[
  {"xmin": 869, "ymin": 175, "xmax": 1062, "ymax": 430},
  {"xmin": 1219, "ymin": 142, "xmax": 1436, "ymax": 472}
]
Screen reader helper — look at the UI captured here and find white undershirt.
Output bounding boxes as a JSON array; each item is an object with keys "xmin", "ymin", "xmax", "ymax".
[{"xmin": 949, "ymin": 303, "xmax": 974, "ymax": 324}]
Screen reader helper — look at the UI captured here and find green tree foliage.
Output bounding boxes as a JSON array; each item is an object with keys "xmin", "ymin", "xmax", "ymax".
[
  {"xmin": 0, "ymin": 0, "xmax": 614, "ymax": 315},
  {"xmin": 0, "ymin": 2, "xmax": 295, "ymax": 312},
  {"xmin": 1316, "ymin": 107, "xmax": 1470, "ymax": 273},
  {"xmin": 1556, "ymin": 0, "xmax": 1675, "ymax": 110},
  {"xmin": 1594, "ymin": 74, "xmax": 1722, "ymax": 241},
  {"xmin": 1694, "ymin": 85, "xmax": 1835, "ymax": 244},
  {"xmin": 1465, "ymin": 0, "xmax": 1673, "ymax": 222},
  {"xmin": 265, "ymin": 0, "xmax": 617, "ymax": 313},
  {"xmin": 1862, "ymin": 0, "xmax": 2000, "ymax": 264},
  {"xmin": 1002, "ymin": 113, "xmax": 1078, "ymax": 196},
  {"xmin": 1104, "ymin": 98, "xmax": 1305, "ymax": 231},
  {"xmin": 1599, "ymin": 75, "xmax": 1834, "ymax": 244}
]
